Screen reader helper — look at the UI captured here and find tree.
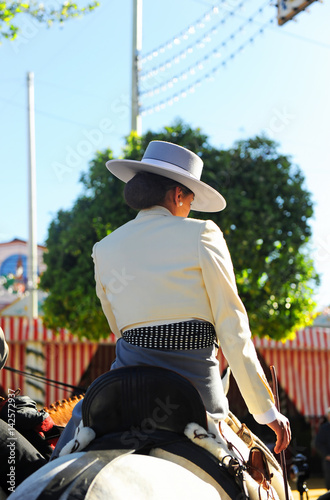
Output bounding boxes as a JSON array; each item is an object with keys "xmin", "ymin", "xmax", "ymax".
[
  {"xmin": 40, "ymin": 121, "xmax": 319, "ymax": 341},
  {"xmin": 40, "ymin": 149, "xmax": 136, "ymax": 339},
  {"xmin": 0, "ymin": 1, "xmax": 99, "ymax": 42},
  {"xmin": 198, "ymin": 136, "xmax": 319, "ymax": 340}
]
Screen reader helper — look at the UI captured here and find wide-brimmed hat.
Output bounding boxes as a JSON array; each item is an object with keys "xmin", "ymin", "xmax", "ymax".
[{"xmin": 106, "ymin": 141, "xmax": 226, "ymax": 212}]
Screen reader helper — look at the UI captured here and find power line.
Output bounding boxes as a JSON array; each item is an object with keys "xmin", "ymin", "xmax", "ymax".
[
  {"xmin": 267, "ymin": 21, "xmax": 330, "ymax": 49},
  {"xmin": 0, "ymin": 96, "xmax": 106, "ymax": 129}
]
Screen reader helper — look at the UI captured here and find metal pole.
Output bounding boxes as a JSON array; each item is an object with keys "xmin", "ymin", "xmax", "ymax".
[
  {"xmin": 131, "ymin": 0, "xmax": 142, "ymax": 134},
  {"xmin": 27, "ymin": 71, "xmax": 38, "ymax": 320},
  {"xmin": 27, "ymin": 72, "xmax": 45, "ymax": 406}
]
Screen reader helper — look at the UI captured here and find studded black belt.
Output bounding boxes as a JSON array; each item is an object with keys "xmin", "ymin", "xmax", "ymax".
[{"xmin": 122, "ymin": 321, "xmax": 217, "ymax": 350}]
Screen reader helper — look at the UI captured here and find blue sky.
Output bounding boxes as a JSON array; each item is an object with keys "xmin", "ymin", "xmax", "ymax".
[{"xmin": 0, "ymin": 0, "xmax": 329, "ymax": 310}]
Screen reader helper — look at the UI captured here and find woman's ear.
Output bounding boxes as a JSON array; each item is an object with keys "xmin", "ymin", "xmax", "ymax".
[{"xmin": 174, "ymin": 186, "xmax": 182, "ymax": 207}]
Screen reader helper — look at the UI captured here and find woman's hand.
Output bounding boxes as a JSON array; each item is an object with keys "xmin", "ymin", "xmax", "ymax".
[{"xmin": 267, "ymin": 414, "xmax": 291, "ymax": 454}]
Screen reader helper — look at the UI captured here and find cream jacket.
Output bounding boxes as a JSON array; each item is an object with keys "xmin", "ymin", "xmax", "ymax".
[{"xmin": 92, "ymin": 206, "xmax": 276, "ymax": 422}]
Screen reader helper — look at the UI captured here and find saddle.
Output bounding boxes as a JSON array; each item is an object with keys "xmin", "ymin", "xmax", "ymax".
[
  {"xmin": 82, "ymin": 365, "xmax": 208, "ymax": 436},
  {"xmin": 54, "ymin": 367, "xmax": 284, "ymax": 500},
  {"xmin": 40, "ymin": 366, "xmax": 244, "ymax": 500}
]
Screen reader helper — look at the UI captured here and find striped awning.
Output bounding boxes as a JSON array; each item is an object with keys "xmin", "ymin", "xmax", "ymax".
[
  {"xmin": 1, "ymin": 317, "xmax": 329, "ymax": 416},
  {"xmin": 253, "ymin": 327, "xmax": 330, "ymax": 417},
  {"xmin": 0, "ymin": 316, "xmax": 116, "ymax": 405},
  {"xmin": 0, "ymin": 316, "xmax": 116, "ymax": 344}
]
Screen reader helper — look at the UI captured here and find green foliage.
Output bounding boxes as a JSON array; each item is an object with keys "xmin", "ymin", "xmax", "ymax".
[
  {"xmin": 41, "ymin": 199, "xmax": 108, "ymax": 340},
  {"xmin": 40, "ymin": 120, "xmax": 319, "ymax": 341},
  {"xmin": 0, "ymin": 1, "xmax": 99, "ymax": 42},
  {"xmin": 196, "ymin": 136, "xmax": 319, "ymax": 340}
]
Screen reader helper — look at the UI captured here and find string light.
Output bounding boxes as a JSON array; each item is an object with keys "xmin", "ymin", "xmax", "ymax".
[
  {"xmin": 140, "ymin": 17, "xmax": 274, "ymax": 116},
  {"xmin": 140, "ymin": 0, "xmax": 246, "ymax": 66},
  {"xmin": 140, "ymin": 2, "xmax": 246, "ymax": 82},
  {"xmin": 140, "ymin": 2, "xmax": 270, "ymax": 99}
]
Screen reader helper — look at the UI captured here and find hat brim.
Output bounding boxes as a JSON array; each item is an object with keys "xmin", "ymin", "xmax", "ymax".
[{"xmin": 106, "ymin": 159, "xmax": 226, "ymax": 212}]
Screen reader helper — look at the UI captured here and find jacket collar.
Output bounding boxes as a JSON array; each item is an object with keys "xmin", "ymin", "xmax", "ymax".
[{"xmin": 135, "ymin": 206, "xmax": 173, "ymax": 219}]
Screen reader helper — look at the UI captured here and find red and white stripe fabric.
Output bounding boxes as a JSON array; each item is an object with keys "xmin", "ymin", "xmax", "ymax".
[
  {"xmin": 253, "ymin": 327, "xmax": 330, "ymax": 417},
  {"xmin": 0, "ymin": 316, "xmax": 117, "ymax": 344},
  {"xmin": 0, "ymin": 316, "xmax": 116, "ymax": 405},
  {"xmin": 1, "ymin": 317, "xmax": 329, "ymax": 416}
]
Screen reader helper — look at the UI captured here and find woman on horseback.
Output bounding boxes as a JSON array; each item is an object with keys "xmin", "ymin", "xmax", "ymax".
[{"xmin": 52, "ymin": 141, "xmax": 291, "ymax": 458}]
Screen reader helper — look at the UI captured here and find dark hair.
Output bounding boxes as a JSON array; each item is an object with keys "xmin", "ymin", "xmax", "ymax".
[{"xmin": 124, "ymin": 171, "xmax": 193, "ymax": 210}]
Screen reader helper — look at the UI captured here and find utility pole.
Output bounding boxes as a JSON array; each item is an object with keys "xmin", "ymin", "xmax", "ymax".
[
  {"xmin": 27, "ymin": 71, "xmax": 38, "ymax": 320},
  {"xmin": 131, "ymin": 0, "xmax": 142, "ymax": 134},
  {"xmin": 27, "ymin": 71, "xmax": 45, "ymax": 406}
]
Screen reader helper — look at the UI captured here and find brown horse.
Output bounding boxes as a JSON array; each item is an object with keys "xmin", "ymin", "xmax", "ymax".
[{"xmin": 44, "ymin": 394, "xmax": 84, "ymax": 428}]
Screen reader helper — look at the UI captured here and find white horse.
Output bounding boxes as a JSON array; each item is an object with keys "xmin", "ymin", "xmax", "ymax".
[
  {"xmin": 6, "ymin": 451, "xmax": 222, "ymax": 500},
  {"xmin": 5, "ymin": 366, "xmax": 293, "ymax": 500}
]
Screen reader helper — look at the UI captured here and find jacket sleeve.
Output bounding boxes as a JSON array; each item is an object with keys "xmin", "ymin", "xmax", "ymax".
[
  {"xmin": 92, "ymin": 244, "xmax": 121, "ymax": 338},
  {"xmin": 198, "ymin": 220, "xmax": 276, "ymax": 421}
]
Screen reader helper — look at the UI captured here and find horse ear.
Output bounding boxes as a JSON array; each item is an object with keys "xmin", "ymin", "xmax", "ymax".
[{"xmin": 221, "ymin": 367, "xmax": 231, "ymax": 396}]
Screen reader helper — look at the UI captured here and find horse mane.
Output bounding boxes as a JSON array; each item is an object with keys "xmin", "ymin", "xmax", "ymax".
[{"xmin": 44, "ymin": 394, "xmax": 85, "ymax": 427}]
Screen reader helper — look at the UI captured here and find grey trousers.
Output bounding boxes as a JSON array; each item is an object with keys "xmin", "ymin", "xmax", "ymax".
[{"xmin": 51, "ymin": 339, "xmax": 228, "ymax": 459}]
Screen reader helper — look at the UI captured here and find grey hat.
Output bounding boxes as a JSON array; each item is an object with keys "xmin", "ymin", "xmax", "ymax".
[{"xmin": 106, "ymin": 141, "xmax": 226, "ymax": 212}]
